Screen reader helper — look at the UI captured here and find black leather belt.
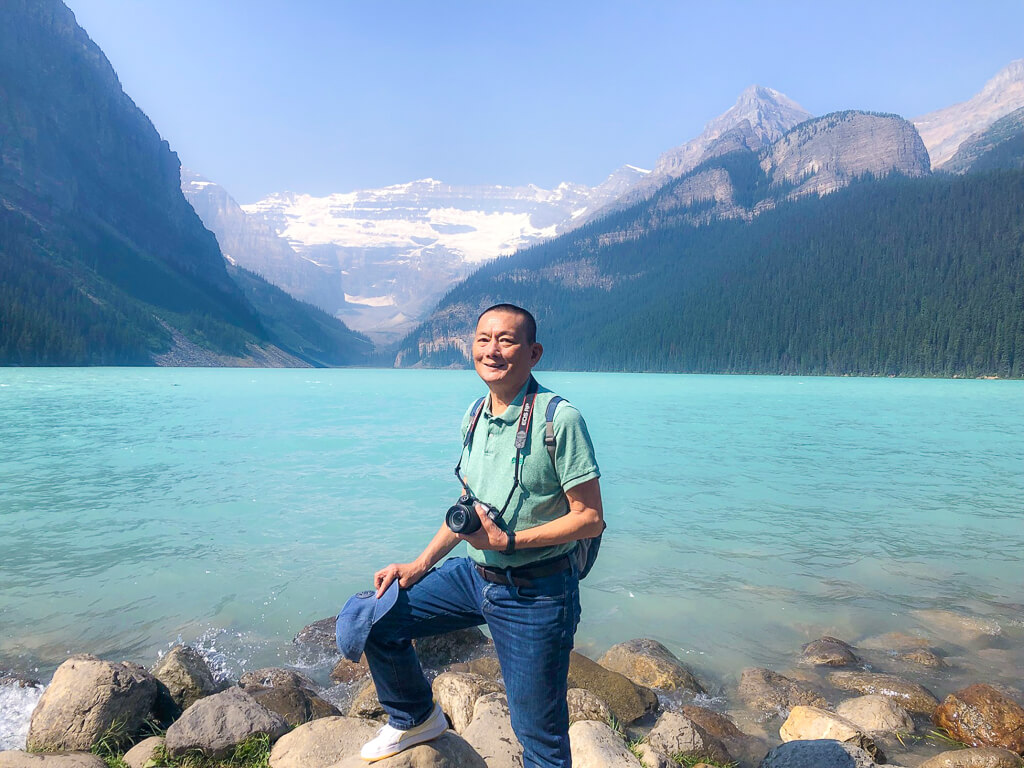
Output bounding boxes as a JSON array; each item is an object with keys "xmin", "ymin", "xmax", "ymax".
[{"xmin": 475, "ymin": 554, "xmax": 572, "ymax": 587}]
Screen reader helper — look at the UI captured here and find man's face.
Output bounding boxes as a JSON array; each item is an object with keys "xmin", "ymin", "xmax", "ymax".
[{"xmin": 473, "ymin": 310, "xmax": 541, "ymax": 391}]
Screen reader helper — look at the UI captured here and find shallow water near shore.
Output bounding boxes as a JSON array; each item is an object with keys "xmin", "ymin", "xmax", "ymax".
[{"xmin": 1, "ymin": 369, "xmax": 1022, "ymax": 747}]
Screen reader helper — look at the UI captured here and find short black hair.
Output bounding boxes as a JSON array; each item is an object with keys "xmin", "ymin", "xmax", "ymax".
[{"xmin": 477, "ymin": 303, "xmax": 537, "ymax": 345}]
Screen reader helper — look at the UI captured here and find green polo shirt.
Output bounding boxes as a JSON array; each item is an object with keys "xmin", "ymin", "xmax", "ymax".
[{"xmin": 459, "ymin": 378, "xmax": 600, "ymax": 568}]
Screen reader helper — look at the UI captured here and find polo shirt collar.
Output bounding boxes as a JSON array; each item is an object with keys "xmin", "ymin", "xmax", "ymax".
[{"xmin": 482, "ymin": 378, "xmax": 533, "ymax": 424}]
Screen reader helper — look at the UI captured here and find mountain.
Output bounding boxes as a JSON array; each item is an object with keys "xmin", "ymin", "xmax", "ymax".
[
  {"xmin": 0, "ymin": 0, "xmax": 368, "ymax": 367},
  {"xmin": 227, "ymin": 167, "xmax": 649, "ymax": 344},
  {"xmin": 914, "ymin": 59, "xmax": 1024, "ymax": 169},
  {"xmin": 942, "ymin": 106, "xmax": 1024, "ymax": 174}
]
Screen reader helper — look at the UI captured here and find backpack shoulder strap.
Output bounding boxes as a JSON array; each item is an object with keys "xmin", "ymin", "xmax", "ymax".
[
  {"xmin": 463, "ymin": 396, "xmax": 486, "ymax": 448},
  {"xmin": 544, "ymin": 395, "xmax": 565, "ymax": 465}
]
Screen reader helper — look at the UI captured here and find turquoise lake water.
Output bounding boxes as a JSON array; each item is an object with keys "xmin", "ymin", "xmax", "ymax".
[{"xmin": 1, "ymin": 368, "xmax": 1022, "ymax": 733}]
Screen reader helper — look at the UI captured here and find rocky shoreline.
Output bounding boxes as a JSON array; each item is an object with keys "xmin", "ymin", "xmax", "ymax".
[{"xmin": 1, "ymin": 609, "xmax": 1022, "ymax": 768}]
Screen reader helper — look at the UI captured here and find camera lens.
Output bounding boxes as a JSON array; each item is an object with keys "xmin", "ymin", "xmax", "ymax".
[{"xmin": 446, "ymin": 502, "xmax": 480, "ymax": 534}]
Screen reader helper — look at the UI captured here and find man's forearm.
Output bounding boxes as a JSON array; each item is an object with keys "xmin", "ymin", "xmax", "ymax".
[{"xmin": 412, "ymin": 523, "xmax": 462, "ymax": 571}]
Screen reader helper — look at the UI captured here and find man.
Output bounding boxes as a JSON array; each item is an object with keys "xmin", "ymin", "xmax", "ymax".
[{"xmin": 357, "ymin": 303, "xmax": 604, "ymax": 767}]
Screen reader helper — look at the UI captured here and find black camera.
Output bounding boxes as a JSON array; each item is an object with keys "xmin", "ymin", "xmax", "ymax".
[{"xmin": 446, "ymin": 494, "xmax": 501, "ymax": 534}]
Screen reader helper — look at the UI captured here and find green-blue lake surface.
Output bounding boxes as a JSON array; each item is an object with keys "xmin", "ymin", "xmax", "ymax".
[{"xmin": 1, "ymin": 368, "xmax": 1022, "ymax": 742}]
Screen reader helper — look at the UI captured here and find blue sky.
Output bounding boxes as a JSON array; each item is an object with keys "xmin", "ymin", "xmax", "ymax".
[{"xmin": 67, "ymin": 0, "xmax": 1024, "ymax": 203}]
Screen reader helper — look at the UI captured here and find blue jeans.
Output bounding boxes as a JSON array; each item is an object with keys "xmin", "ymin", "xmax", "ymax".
[{"xmin": 363, "ymin": 556, "xmax": 582, "ymax": 768}]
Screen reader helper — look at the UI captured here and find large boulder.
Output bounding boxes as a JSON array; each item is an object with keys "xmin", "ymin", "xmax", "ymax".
[
  {"xmin": 681, "ymin": 706, "xmax": 771, "ymax": 767},
  {"xmin": 330, "ymin": 656, "xmax": 370, "ymax": 685},
  {"xmin": 163, "ymin": 686, "xmax": 289, "ymax": 758},
  {"xmin": 567, "ymin": 652, "xmax": 658, "ymax": 724},
  {"xmin": 932, "ymin": 684, "xmax": 1024, "ymax": 754},
  {"xmin": 801, "ymin": 637, "xmax": 859, "ymax": 667},
  {"xmin": 268, "ymin": 716, "xmax": 379, "ymax": 768},
  {"xmin": 0, "ymin": 754, "xmax": 107, "ymax": 767},
  {"xmin": 246, "ymin": 684, "xmax": 341, "ymax": 727},
  {"xmin": 26, "ymin": 656, "xmax": 158, "ymax": 752},
  {"xmin": 331, "ymin": 731, "xmax": 485, "ymax": 768},
  {"xmin": 414, "ymin": 628, "xmax": 491, "ymax": 668},
  {"xmin": 758, "ymin": 739, "xmax": 877, "ymax": 768},
  {"xmin": 737, "ymin": 668, "xmax": 827, "ymax": 716},
  {"xmin": 567, "ymin": 721, "xmax": 642, "ymax": 768},
  {"xmin": 122, "ymin": 736, "xmax": 164, "ymax": 768},
  {"xmin": 348, "ymin": 679, "xmax": 386, "ymax": 721},
  {"xmin": 911, "ymin": 610, "xmax": 1002, "ymax": 647},
  {"xmin": 896, "ymin": 647, "xmax": 947, "ymax": 668},
  {"xmin": 646, "ymin": 711, "xmax": 732, "ymax": 765},
  {"xmin": 779, "ymin": 706, "xmax": 883, "ymax": 763},
  {"xmin": 461, "ymin": 693, "xmax": 523, "ymax": 768},
  {"xmin": 836, "ymin": 695, "xmax": 915, "ymax": 735},
  {"xmin": 828, "ymin": 670, "xmax": 940, "ymax": 715},
  {"xmin": 239, "ymin": 667, "xmax": 319, "ymax": 692},
  {"xmin": 431, "ymin": 672, "xmax": 504, "ymax": 733},
  {"xmin": 294, "ymin": 617, "xmax": 338, "ymax": 656},
  {"xmin": 597, "ymin": 638, "xmax": 706, "ymax": 694},
  {"xmin": 567, "ymin": 688, "xmax": 613, "ymax": 724},
  {"xmin": 448, "ymin": 656, "xmax": 503, "ymax": 684},
  {"xmin": 917, "ymin": 747, "xmax": 1024, "ymax": 768},
  {"xmin": 151, "ymin": 645, "xmax": 218, "ymax": 713}
]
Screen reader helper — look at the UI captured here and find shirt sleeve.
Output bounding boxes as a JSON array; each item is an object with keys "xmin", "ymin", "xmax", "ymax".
[{"xmin": 552, "ymin": 402, "xmax": 600, "ymax": 491}]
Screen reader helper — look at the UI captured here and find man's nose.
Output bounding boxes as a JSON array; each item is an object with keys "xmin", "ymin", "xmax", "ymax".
[{"xmin": 484, "ymin": 338, "xmax": 502, "ymax": 356}]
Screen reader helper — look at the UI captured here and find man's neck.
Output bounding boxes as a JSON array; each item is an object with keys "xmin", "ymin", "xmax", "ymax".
[{"xmin": 488, "ymin": 378, "xmax": 531, "ymax": 416}]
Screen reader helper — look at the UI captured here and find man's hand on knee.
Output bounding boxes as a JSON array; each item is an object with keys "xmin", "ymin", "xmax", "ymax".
[{"xmin": 374, "ymin": 562, "xmax": 427, "ymax": 597}]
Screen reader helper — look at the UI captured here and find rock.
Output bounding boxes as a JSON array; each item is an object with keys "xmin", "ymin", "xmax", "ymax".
[
  {"xmin": 448, "ymin": 656, "xmax": 503, "ymax": 684},
  {"xmin": 932, "ymin": 684, "xmax": 1024, "ymax": 754},
  {"xmin": 780, "ymin": 705, "xmax": 883, "ymax": 763},
  {"xmin": 247, "ymin": 684, "xmax": 342, "ymax": 727},
  {"xmin": 918, "ymin": 747, "xmax": 1024, "ymax": 768},
  {"xmin": 0, "ymin": 675, "xmax": 42, "ymax": 689},
  {"xmin": 431, "ymin": 671, "xmax": 504, "ymax": 733},
  {"xmin": 567, "ymin": 720, "xmax": 642, "ymax": 768},
  {"xmin": 911, "ymin": 610, "xmax": 1002, "ymax": 646},
  {"xmin": 858, "ymin": 632, "xmax": 932, "ymax": 651},
  {"xmin": 163, "ymin": 686, "xmax": 289, "ymax": 758},
  {"xmin": 26, "ymin": 655, "xmax": 158, "ymax": 752},
  {"xmin": 151, "ymin": 645, "xmax": 218, "ymax": 712},
  {"xmin": 836, "ymin": 695, "xmax": 915, "ymax": 734},
  {"xmin": 680, "ymin": 706, "xmax": 771, "ymax": 766},
  {"xmin": 268, "ymin": 716, "xmax": 379, "ymax": 768},
  {"xmin": 0, "ymin": 753, "xmax": 107, "ymax": 767},
  {"xmin": 461, "ymin": 693, "xmax": 523, "ymax": 768},
  {"xmin": 829, "ymin": 670, "xmax": 940, "ymax": 715},
  {"xmin": 239, "ymin": 667, "xmax": 318, "ymax": 692},
  {"xmin": 597, "ymin": 638, "xmax": 706, "ymax": 693},
  {"xmin": 737, "ymin": 668, "xmax": 828, "ymax": 716},
  {"xmin": 330, "ymin": 731, "xmax": 485, "ymax": 768},
  {"xmin": 759, "ymin": 739, "xmax": 877, "ymax": 768},
  {"xmin": 896, "ymin": 648, "xmax": 947, "ymax": 668},
  {"xmin": 414, "ymin": 628, "xmax": 491, "ymax": 668},
  {"xmin": 122, "ymin": 736, "xmax": 164, "ymax": 768},
  {"xmin": 330, "ymin": 656, "xmax": 370, "ymax": 685},
  {"xmin": 633, "ymin": 742, "xmax": 673, "ymax": 768},
  {"xmin": 567, "ymin": 652, "xmax": 658, "ymax": 725},
  {"xmin": 568, "ymin": 688, "xmax": 613, "ymax": 724},
  {"xmin": 801, "ymin": 637, "xmax": 859, "ymax": 667},
  {"xmin": 646, "ymin": 711, "xmax": 732, "ymax": 765},
  {"xmin": 294, "ymin": 617, "xmax": 338, "ymax": 655},
  {"xmin": 348, "ymin": 679, "xmax": 386, "ymax": 720}
]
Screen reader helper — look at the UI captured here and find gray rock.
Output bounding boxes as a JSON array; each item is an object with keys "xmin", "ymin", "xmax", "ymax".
[
  {"xmin": 917, "ymin": 747, "xmax": 1024, "ymax": 768},
  {"xmin": 348, "ymin": 679, "xmax": 386, "ymax": 721},
  {"xmin": 268, "ymin": 716, "xmax": 379, "ymax": 768},
  {"xmin": 239, "ymin": 667, "xmax": 319, "ymax": 692},
  {"xmin": 857, "ymin": 632, "xmax": 932, "ymax": 652},
  {"xmin": 779, "ymin": 705, "xmax": 883, "ymax": 763},
  {"xmin": 163, "ymin": 686, "xmax": 289, "ymax": 758},
  {"xmin": 632, "ymin": 742, "xmax": 673, "ymax": 768},
  {"xmin": 801, "ymin": 637, "xmax": 859, "ymax": 667},
  {"xmin": 151, "ymin": 645, "xmax": 218, "ymax": 712},
  {"xmin": 0, "ymin": 753, "xmax": 107, "ymax": 768},
  {"xmin": 330, "ymin": 656, "xmax": 370, "ymax": 685},
  {"xmin": 567, "ymin": 652, "xmax": 659, "ymax": 725},
  {"xmin": 294, "ymin": 617, "xmax": 338, "ymax": 655},
  {"xmin": 431, "ymin": 671, "xmax": 503, "ymax": 734},
  {"xmin": 0, "ymin": 676, "xmax": 41, "ymax": 689},
  {"xmin": 836, "ymin": 695, "xmax": 915, "ymax": 735},
  {"xmin": 598, "ymin": 638, "xmax": 706, "ymax": 694},
  {"xmin": 330, "ymin": 731, "xmax": 485, "ymax": 768},
  {"xmin": 646, "ymin": 711, "xmax": 732, "ymax": 765},
  {"xmin": 122, "ymin": 736, "xmax": 164, "ymax": 768},
  {"xmin": 567, "ymin": 721, "xmax": 642, "ymax": 768},
  {"xmin": 737, "ymin": 667, "xmax": 828, "ymax": 717},
  {"xmin": 895, "ymin": 648, "xmax": 947, "ymax": 668},
  {"xmin": 26, "ymin": 655, "xmax": 158, "ymax": 752},
  {"xmin": 247, "ymin": 684, "xmax": 342, "ymax": 727},
  {"xmin": 461, "ymin": 693, "xmax": 523, "ymax": 768},
  {"xmin": 758, "ymin": 739, "xmax": 877, "ymax": 768},
  {"xmin": 828, "ymin": 670, "xmax": 940, "ymax": 715},
  {"xmin": 414, "ymin": 628, "xmax": 491, "ymax": 668},
  {"xmin": 567, "ymin": 688, "xmax": 613, "ymax": 724}
]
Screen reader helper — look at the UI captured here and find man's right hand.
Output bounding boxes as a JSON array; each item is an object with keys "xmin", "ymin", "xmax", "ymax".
[{"xmin": 373, "ymin": 561, "xmax": 426, "ymax": 598}]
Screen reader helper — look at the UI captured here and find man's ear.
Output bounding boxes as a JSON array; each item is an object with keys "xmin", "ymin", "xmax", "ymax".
[{"xmin": 530, "ymin": 343, "xmax": 544, "ymax": 365}]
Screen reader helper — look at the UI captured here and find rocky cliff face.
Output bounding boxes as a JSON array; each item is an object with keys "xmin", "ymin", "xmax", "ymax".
[
  {"xmin": 943, "ymin": 106, "xmax": 1024, "ymax": 174},
  {"xmin": 762, "ymin": 112, "xmax": 931, "ymax": 198},
  {"xmin": 914, "ymin": 59, "xmax": 1024, "ymax": 169}
]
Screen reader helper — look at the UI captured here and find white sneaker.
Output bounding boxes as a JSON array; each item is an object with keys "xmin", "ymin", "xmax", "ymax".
[{"xmin": 360, "ymin": 702, "xmax": 448, "ymax": 761}]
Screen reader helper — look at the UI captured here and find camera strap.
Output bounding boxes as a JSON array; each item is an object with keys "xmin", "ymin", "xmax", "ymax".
[{"xmin": 455, "ymin": 377, "xmax": 539, "ymax": 518}]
